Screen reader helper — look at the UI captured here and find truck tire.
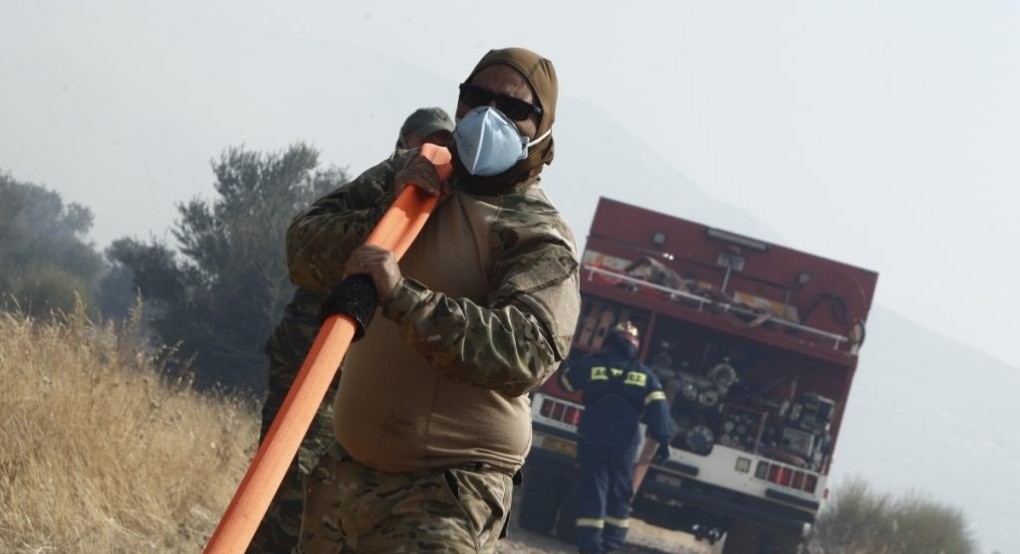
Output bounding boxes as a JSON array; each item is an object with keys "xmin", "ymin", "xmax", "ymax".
[
  {"xmin": 722, "ymin": 520, "xmax": 762, "ymax": 554},
  {"xmin": 517, "ymin": 463, "xmax": 568, "ymax": 535},
  {"xmin": 723, "ymin": 521, "xmax": 803, "ymax": 554},
  {"xmin": 760, "ymin": 531, "xmax": 803, "ymax": 554},
  {"xmin": 554, "ymin": 479, "xmax": 578, "ymax": 543}
]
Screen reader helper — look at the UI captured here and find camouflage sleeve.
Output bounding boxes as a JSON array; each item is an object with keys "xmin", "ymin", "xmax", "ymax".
[
  {"xmin": 381, "ymin": 217, "xmax": 581, "ymax": 397},
  {"xmin": 286, "ymin": 151, "xmax": 417, "ymax": 291},
  {"xmin": 263, "ymin": 288, "xmax": 328, "ymax": 370}
]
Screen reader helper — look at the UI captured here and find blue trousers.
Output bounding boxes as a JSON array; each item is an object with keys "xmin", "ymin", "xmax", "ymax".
[{"xmin": 573, "ymin": 441, "xmax": 636, "ymax": 554}]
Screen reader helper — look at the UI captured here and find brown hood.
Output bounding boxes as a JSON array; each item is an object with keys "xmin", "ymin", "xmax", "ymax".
[{"xmin": 451, "ymin": 47, "xmax": 558, "ymax": 195}]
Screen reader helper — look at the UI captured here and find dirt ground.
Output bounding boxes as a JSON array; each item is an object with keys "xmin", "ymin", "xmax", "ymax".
[{"xmin": 498, "ymin": 517, "xmax": 722, "ymax": 554}]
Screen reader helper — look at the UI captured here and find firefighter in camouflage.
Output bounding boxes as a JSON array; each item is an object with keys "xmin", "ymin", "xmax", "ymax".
[{"xmin": 287, "ymin": 47, "xmax": 581, "ymax": 554}]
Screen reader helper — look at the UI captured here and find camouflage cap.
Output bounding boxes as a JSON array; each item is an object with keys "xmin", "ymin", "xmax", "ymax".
[{"xmin": 400, "ymin": 107, "xmax": 455, "ymax": 139}]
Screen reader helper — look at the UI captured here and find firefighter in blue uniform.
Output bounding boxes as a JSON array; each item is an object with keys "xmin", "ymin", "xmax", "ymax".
[{"xmin": 560, "ymin": 321, "xmax": 673, "ymax": 554}]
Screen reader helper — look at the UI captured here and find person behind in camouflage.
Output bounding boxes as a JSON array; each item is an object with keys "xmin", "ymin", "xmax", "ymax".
[
  {"xmin": 394, "ymin": 106, "xmax": 456, "ymax": 151},
  {"xmin": 287, "ymin": 47, "xmax": 581, "ymax": 553},
  {"xmin": 246, "ymin": 107, "xmax": 455, "ymax": 554}
]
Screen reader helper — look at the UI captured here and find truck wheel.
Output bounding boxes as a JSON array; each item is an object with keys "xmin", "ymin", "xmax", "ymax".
[
  {"xmin": 723, "ymin": 521, "xmax": 803, "ymax": 554},
  {"xmin": 554, "ymin": 479, "xmax": 578, "ymax": 543},
  {"xmin": 760, "ymin": 531, "xmax": 803, "ymax": 554},
  {"xmin": 722, "ymin": 520, "xmax": 762, "ymax": 554},
  {"xmin": 517, "ymin": 463, "xmax": 567, "ymax": 535}
]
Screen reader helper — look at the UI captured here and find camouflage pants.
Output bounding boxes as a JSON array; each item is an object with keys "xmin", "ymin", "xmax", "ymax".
[
  {"xmin": 247, "ymin": 361, "xmax": 339, "ymax": 553},
  {"xmin": 297, "ymin": 444, "xmax": 513, "ymax": 554}
]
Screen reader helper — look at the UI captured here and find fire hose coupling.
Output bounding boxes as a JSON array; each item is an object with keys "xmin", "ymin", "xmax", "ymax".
[{"xmin": 319, "ymin": 274, "xmax": 378, "ymax": 341}]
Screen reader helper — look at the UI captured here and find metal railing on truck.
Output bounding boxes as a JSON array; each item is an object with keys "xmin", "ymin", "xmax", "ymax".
[{"xmin": 582, "ymin": 265, "xmax": 851, "ymax": 350}]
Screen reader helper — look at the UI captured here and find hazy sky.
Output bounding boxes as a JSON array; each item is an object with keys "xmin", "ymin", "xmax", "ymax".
[
  {"xmin": 3, "ymin": 0, "xmax": 1019, "ymax": 549},
  {"xmin": 3, "ymin": 1, "xmax": 1017, "ymax": 373}
]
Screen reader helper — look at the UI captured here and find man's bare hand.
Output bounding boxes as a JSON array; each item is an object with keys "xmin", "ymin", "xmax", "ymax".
[
  {"xmin": 343, "ymin": 245, "xmax": 402, "ymax": 302},
  {"xmin": 393, "ymin": 153, "xmax": 449, "ymax": 198}
]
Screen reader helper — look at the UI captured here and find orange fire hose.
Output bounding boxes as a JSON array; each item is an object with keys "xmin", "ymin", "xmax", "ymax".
[{"xmin": 202, "ymin": 144, "xmax": 453, "ymax": 554}]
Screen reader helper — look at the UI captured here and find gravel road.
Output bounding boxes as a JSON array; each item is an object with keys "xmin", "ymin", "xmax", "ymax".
[{"xmin": 498, "ymin": 517, "xmax": 721, "ymax": 554}]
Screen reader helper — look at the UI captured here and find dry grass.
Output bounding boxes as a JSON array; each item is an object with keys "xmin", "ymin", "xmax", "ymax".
[{"xmin": 0, "ymin": 305, "xmax": 258, "ymax": 553}]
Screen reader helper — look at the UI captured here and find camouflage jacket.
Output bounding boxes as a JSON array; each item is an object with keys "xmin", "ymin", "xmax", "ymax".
[
  {"xmin": 287, "ymin": 150, "xmax": 581, "ymax": 397},
  {"xmin": 287, "ymin": 150, "xmax": 581, "ymax": 471}
]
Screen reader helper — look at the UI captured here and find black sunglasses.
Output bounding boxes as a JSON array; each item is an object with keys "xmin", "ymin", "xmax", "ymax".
[{"xmin": 458, "ymin": 83, "xmax": 543, "ymax": 122}]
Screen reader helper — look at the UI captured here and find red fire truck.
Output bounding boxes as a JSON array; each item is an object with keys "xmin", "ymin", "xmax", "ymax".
[{"xmin": 518, "ymin": 198, "xmax": 878, "ymax": 554}]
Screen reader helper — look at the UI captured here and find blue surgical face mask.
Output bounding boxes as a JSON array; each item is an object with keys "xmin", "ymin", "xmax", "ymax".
[{"xmin": 452, "ymin": 106, "xmax": 551, "ymax": 176}]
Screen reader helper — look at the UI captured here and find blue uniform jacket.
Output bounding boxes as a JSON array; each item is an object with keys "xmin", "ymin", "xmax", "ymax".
[{"xmin": 560, "ymin": 351, "xmax": 673, "ymax": 449}]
